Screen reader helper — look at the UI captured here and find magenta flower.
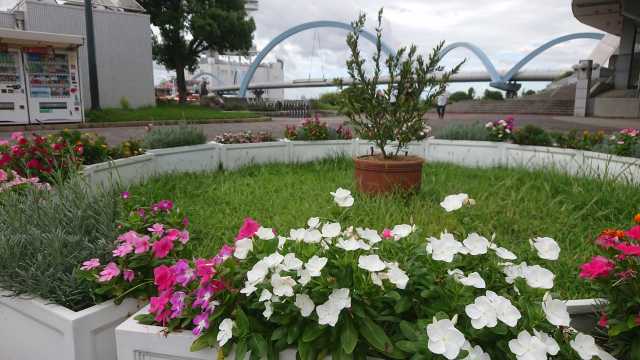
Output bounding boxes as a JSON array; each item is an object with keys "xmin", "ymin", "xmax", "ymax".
[
  {"xmin": 164, "ymin": 229, "xmax": 181, "ymax": 242},
  {"xmin": 193, "ymin": 283, "xmax": 216, "ymax": 311},
  {"xmin": 617, "ymin": 269, "xmax": 637, "ymax": 280},
  {"xmin": 183, "ymin": 217, "xmax": 190, "ymax": 227},
  {"xmin": 154, "ymin": 265, "xmax": 176, "ymax": 292},
  {"xmin": 133, "ymin": 235, "xmax": 151, "ymax": 254},
  {"xmin": 121, "ymin": 191, "xmax": 130, "ymax": 199},
  {"xmin": 152, "ymin": 200, "xmax": 173, "ymax": 213},
  {"xmin": 98, "ymin": 262, "xmax": 121, "ymax": 282},
  {"xmin": 236, "ymin": 218, "xmax": 261, "ymax": 240},
  {"xmin": 179, "ymin": 230, "xmax": 190, "ymax": 245},
  {"xmin": 113, "ymin": 243, "xmax": 133, "ymax": 257},
  {"xmin": 147, "ymin": 223, "xmax": 165, "ymax": 235},
  {"xmin": 192, "ymin": 312, "xmax": 210, "ymax": 337},
  {"xmin": 81, "ymin": 258, "xmax": 100, "ymax": 271},
  {"xmin": 579, "ymin": 256, "xmax": 615, "ymax": 279},
  {"xmin": 152, "ymin": 236, "xmax": 174, "ymax": 259},
  {"xmin": 170, "ymin": 291, "xmax": 186, "ymax": 318},
  {"xmin": 615, "ymin": 242, "xmax": 640, "ymax": 256},
  {"xmin": 216, "ymin": 245, "xmax": 234, "ymax": 262},
  {"xmin": 195, "ymin": 259, "xmax": 215, "ymax": 284},
  {"xmin": 626, "ymin": 226, "xmax": 640, "ymax": 240},
  {"xmin": 173, "ymin": 260, "xmax": 195, "ymax": 287},
  {"xmin": 0, "ymin": 169, "xmax": 7, "ymax": 182},
  {"xmin": 10, "ymin": 132, "xmax": 23, "ymax": 141},
  {"xmin": 595, "ymin": 235, "xmax": 619, "ymax": 249},
  {"xmin": 137, "ymin": 208, "xmax": 146, "ymax": 218},
  {"xmin": 123, "ymin": 269, "xmax": 135, "ymax": 282},
  {"xmin": 118, "ymin": 231, "xmax": 141, "ymax": 245},
  {"xmin": 149, "ymin": 291, "xmax": 172, "ymax": 325},
  {"xmin": 382, "ymin": 228, "xmax": 393, "ymax": 239}
]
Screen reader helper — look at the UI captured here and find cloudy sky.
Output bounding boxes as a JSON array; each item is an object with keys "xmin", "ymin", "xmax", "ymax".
[{"xmin": 1, "ymin": 0, "xmax": 603, "ymax": 98}]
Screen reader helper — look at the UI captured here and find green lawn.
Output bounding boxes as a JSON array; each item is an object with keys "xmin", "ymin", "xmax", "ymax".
[
  {"xmin": 86, "ymin": 104, "xmax": 262, "ymax": 123},
  {"xmin": 127, "ymin": 158, "xmax": 640, "ymax": 298}
]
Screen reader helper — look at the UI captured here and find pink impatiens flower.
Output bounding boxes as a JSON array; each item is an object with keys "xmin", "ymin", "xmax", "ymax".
[
  {"xmin": 123, "ymin": 269, "xmax": 135, "ymax": 282},
  {"xmin": 152, "ymin": 237, "xmax": 174, "ymax": 259},
  {"xmin": 149, "ymin": 291, "xmax": 172, "ymax": 325},
  {"xmin": 148, "ymin": 223, "xmax": 165, "ymax": 235},
  {"xmin": 133, "ymin": 235, "xmax": 151, "ymax": 254},
  {"xmin": 81, "ymin": 258, "xmax": 100, "ymax": 271},
  {"xmin": 382, "ymin": 228, "xmax": 393, "ymax": 239},
  {"xmin": 170, "ymin": 291, "xmax": 187, "ymax": 319},
  {"xmin": 212, "ymin": 244, "xmax": 234, "ymax": 266},
  {"xmin": 195, "ymin": 258, "xmax": 216, "ymax": 284},
  {"xmin": 626, "ymin": 226, "xmax": 640, "ymax": 240},
  {"xmin": 98, "ymin": 262, "xmax": 121, "ymax": 282},
  {"xmin": 113, "ymin": 243, "xmax": 133, "ymax": 257},
  {"xmin": 154, "ymin": 265, "xmax": 176, "ymax": 292},
  {"xmin": 598, "ymin": 313, "xmax": 608, "ymax": 328},
  {"xmin": 579, "ymin": 256, "xmax": 615, "ymax": 279},
  {"xmin": 615, "ymin": 242, "xmax": 640, "ymax": 256},
  {"xmin": 173, "ymin": 260, "xmax": 195, "ymax": 287},
  {"xmin": 179, "ymin": 230, "xmax": 190, "ymax": 244},
  {"xmin": 595, "ymin": 235, "xmax": 619, "ymax": 249},
  {"xmin": 235, "ymin": 218, "xmax": 261, "ymax": 240},
  {"xmin": 0, "ymin": 169, "xmax": 7, "ymax": 182},
  {"xmin": 192, "ymin": 312, "xmax": 210, "ymax": 337}
]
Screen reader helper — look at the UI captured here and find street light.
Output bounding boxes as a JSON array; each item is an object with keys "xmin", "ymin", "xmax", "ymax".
[{"xmin": 84, "ymin": 0, "xmax": 100, "ymax": 110}]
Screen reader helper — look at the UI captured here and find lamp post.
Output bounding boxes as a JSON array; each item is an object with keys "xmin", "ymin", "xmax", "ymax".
[{"xmin": 84, "ymin": 0, "xmax": 100, "ymax": 109}]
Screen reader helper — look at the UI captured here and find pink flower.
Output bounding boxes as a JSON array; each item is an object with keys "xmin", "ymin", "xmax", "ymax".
[
  {"xmin": 113, "ymin": 243, "xmax": 133, "ymax": 257},
  {"xmin": 118, "ymin": 231, "xmax": 140, "ymax": 244},
  {"xmin": 163, "ymin": 229, "xmax": 181, "ymax": 242},
  {"xmin": 195, "ymin": 259, "xmax": 216, "ymax": 284},
  {"xmin": 0, "ymin": 169, "xmax": 7, "ymax": 182},
  {"xmin": 0, "ymin": 153, "xmax": 9, "ymax": 167},
  {"xmin": 217, "ymin": 244, "xmax": 234, "ymax": 260},
  {"xmin": 152, "ymin": 200, "xmax": 173, "ymax": 213},
  {"xmin": 236, "ymin": 218, "xmax": 261, "ymax": 240},
  {"xmin": 170, "ymin": 291, "xmax": 186, "ymax": 319},
  {"xmin": 179, "ymin": 230, "xmax": 190, "ymax": 244},
  {"xmin": 121, "ymin": 191, "xmax": 130, "ymax": 199},
  {"xmin": 149, "ymin": 291, "xmax": 172, "ymax": 325},
  {"xmin": 626, "ymin": 226, "xmax": 640, "ymax": 240},
  {"xmin": 133, "ymin": 235, "xmax": 150, "ymax": 254},
  {"xmin": 183, "ymin": 217, "xmax": 190, "ymax": 227},
  {"xmin": 382, "ymin": 228, "xmax": 393, "ymax": 239},
  {"xmin": 615, "ymin": 242, "xmax": 640, "ymax": 256},
  {"xmin": 192, "ymin": 283, "xmax": 223, "ymax": 311},
  {"xmin": 147, "ymin": 223, "xmax": 164, "ymax": 235},
  {"xmin": 595, "ymin": 235, "xmax": 619, "ymax": 249},
  {"xmin": 617, "ymin": 269, "xmax": 636, "ymax": 280},
  {"xmin": 173, "ymin": 260, "xmax": 195, "ymax": 287},
  {"xmin": 10, "ymin": 132, "xmax": 23, "ymax": 141},
  {"xmin": 192, "ymin": 312, "xmax": 210, "ymax": 337},
  {"xmin": 154, "ymin": 265, "xmax": 176, "ymax": 292},
  {"xmin": 152, "ymin": 237, "xmax": 174, "ymax": 258},
  {"xmin": 598, "ymin": 313, "xmax": 608, "ymax": 328},
  {"xmin": 98, "ymin": 262, "xmax": 121, "ymax": 282},
  {"xmin": 81, "ymin": 258, "xmax": 100, "ymax": 271},
  {"xmin": 0, "ymin": 140, "xmax": 8, "ymax": 146},
  {"xmin": 580, "ymin": 256, "xmax": 615, "ymax": 280},
  {"xmin": 123, "ymin": 269, "xmax": 135, "ymax": 282},
  {"xmin": 137, "ymin": 208, "xmax": 145, "ymax": 218}
]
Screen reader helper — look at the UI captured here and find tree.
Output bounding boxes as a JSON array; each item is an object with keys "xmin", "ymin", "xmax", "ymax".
[
  {"xmin": 449, "ymin": 91, "xmax": 473, "ymax": 103},
  {"xmin": 139, "ymin": 0, "xmax": 256, "ymax": 103},
  {"xmin": 467, "ymin": 87, "xmax": 476, "ymax": 99},
  {"xmin": 483, "ymin": 89, "xmax": 504, "ymax": 101}
]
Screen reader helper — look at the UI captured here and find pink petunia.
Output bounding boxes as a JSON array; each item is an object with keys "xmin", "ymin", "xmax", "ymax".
[
  {"xmin": 579, "ymin": 256, "xmax": 615, "ymax": 280},
  {"xmin": 123, "ymin": 269, "xmax": 135, "ymax": 283},
  {"xmin": 615, "ymin": 242, "xmax": 640, "ymax": 256},
  {"xmin": 98, "ymin": 262, "xmax": 121, "ymax": 282},
  {"xmin": 626, "ymin": 226, "xmax": 640, "ymax": 240},
  {"xmin": 118, "ymin": 231, "xmax": 140, "ymax": 244},
  {"xmin": 113, "ymin": 243, "xmax": 134, "ymax": 257},
  {"xmin": 147, "ymin": 223, "xmax": 165, "ymax": 235},
  {"xmin": 152, "ymin": 237, "xmax": 174, "ymax": 259},
  {"xmin": 154, "ymin": 265, "xmax": 176, "ymax": 292},
  {"xmin": 163, "ymin": 229, "xmax": 181, "ymax": 242},
  {"xmin": 235, "ymin": 218, "xmax": 261, "ymax": 240},
  {"xmin": 81, "ymin": 258, "xmax": 100, "ymax": 271}
]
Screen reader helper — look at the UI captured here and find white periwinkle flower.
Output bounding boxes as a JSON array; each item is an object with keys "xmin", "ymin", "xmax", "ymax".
[
  {"xmin": 305, "ymin": 256, "xmax": 328, "ymax": 277},
  {"xmin": 458, "ymin": 272, "xmax": 486, "ymax": 289},
  {"xmin": 263, "ymin": 301, "xmax": 273, "ymax": 319},
  {"xmin": 270, "ymin": 273, "xmax": 296, "ymax": 297},
  {"xmin": 331, "ymin": 188, "xmax": 354, "ymax": 208},
  {"xmin": 542, "ymin": 292, "xmax": 571, "ymax": 327},
  {"xmin": 304, "ymin": 229, "xmax": 322, "ymax": 244},
  {"xmin": 570, "ymin": 333, "xmax": 600, "ymax": 360},
  {"xmin": 427, "ymin": 232, "xmax": 464, "ymax": 263},
  {"xmin": 217, "ymin": 318, "xmax": 234, "ymax": 347},
  {"xmin": 234, "ymin": 238, "xmax": 253, "ymax": 259},
  {"xmin": 281, "ymin": 253, "xmax": 304, "ymax": 271},
  {"xmin": 463, "ymin": 233, "xmax": 490, "ymax": 255},
  {"xmin": 256, "ymin": 227, "xmax": 275, "ymax": 240},
  {"xmin": 258, "ymin": 289, "xmax": 272, "ymax": 302},
  {"xmin": 465, "ymin": 295, "xmax": 498, "ymax": 329},
  {"xmin": 533, "ymin": 329, "xmax": 560, "ymax": 356},
  {"xmin": 508, "ymin": 330, "xmax": 548, "ymax": 360},
  {"xmin": 461, "ymin": 342, "xmax": 491, "ymax": 360},
  {"xmin": 247, "ymin": 261, "xmax": 269, "ymax": 284},
  {"xmin": 487, "ymin": 291, "xmax": 522, "ymax": 327},
  {"xmin": 530, "ymin": 237, "xmax": 561, "ymax": 261},
  {"xmin": 494, "ymin": 246, "xmax": 518, "ymax": 260},
  {"xmin": 440, "ymin": 193, "xmax": 470, "ymax": 212},
  {"xmin": 321, "ymin": 223, "xmax": 341, "ymax": 238},
  {"xmin": 316, "ymin": 288, "xmax": 350, "ymax": 327},
  {"xmin": 294, "ymin": 293, "xmax": 315, "ymax": 317},
  {"xmin": 240, "ymin": 281, "xmax": 257, "ymax": 296},
  {"xmin": 358, "ymin": 255, "xmax": 386, "ymax": 272},
  {"xmin": 357, "ymin": 228, "xmax": 382, "ymax": 245},
  {"xmin": 426, "ymin": 317, "xmax": 466, "ymax": 360},
  {"xmin": 524, "ymin": 265, "xmax": 555, "ymax": 289},
  {"xmin": 307, "ymin": 217, "xmax": 320, "ymax": 229},
  {"xmin": 391, "ymin": 224, "xmax": 414, "ymax": 240},
  {"xmin": 386, "ymin": 262, "xmax": 409, "ymax": 289},
  {"xmin": 502, "ymin": 262, "xmax": 528, "ymax": 284},
  {"xmin": 297, "ymin": 269, "xmax": 311, "ymax": 286},
  {"xmin": 290, "ymin": 228, "xmax": 307, "ymax": 241},
  {"xmin": 263, "ymin": 252, "xmax": 285, "ymax": 269}
]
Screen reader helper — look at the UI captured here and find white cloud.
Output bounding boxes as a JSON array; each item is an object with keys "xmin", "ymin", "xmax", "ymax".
[{"xmin": 0, "ymin": 0, "xmax": 16, "ymax": 10}]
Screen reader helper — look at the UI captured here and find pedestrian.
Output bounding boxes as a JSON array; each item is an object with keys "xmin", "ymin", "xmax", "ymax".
[{"xmin": 436, "ymin": 91, "xmax": 449, "ymax": 119}]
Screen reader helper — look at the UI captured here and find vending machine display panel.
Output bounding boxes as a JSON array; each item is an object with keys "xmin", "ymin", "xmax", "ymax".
[{"xmin": 0, "ymin": 49, "xmax": 29, "ymax": 124}]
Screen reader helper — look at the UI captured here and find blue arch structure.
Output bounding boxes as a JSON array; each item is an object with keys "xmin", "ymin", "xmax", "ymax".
[
  {"xmin": 238, "ymin": 20, "xmax": 396, "ymax": 98},
  {"xmin": 441, "ymin": 42, "xmax": 502, "ymax": 83}
]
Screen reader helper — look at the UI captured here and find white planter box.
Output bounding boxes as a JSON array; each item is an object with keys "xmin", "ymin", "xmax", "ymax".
[
  {"xmin": 425, "ymin": 140, "xmax": 502, "ymax": 168},
  {"xmin": 217, "ymin": 142, "xmax": 290, "ymax": 171},
  {"xmin": 505, "ymin": 145, "xmax": 580, "ymax": 173},
  {"xmin": 582, "ymin": 151, "xmax": 640, "ymax": 184},
  {"xmin": 84, "ymin": 154, "xmax": 156, "ymax": 188},
  {"xmin": 288, "ymin": 139, "xmax": 354, "ymax": 163},
  {"xmin": 147, "ymin": 144, "xmax": 220, "ymax": 174},
  {"xmin": 0, "ymin": 293, "xmax": 140, "ymax": 360}
]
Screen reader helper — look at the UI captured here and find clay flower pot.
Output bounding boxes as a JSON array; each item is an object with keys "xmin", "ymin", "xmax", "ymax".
[{"xmin": 354, "ymin": 155, "xmax": 425, "ymax": 194}]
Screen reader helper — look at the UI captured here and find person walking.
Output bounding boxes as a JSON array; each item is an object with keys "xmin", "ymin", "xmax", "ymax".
[{"xmin": 436, "ymin": 91, "xmax": 449, "ymax": 119}]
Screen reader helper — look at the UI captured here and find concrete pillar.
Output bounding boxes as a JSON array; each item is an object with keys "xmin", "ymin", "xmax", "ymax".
[
  {"xmin": 614, "ymin": 16, "xmax": 636, "ymax": 89},
  {"xmin": 573, "ymin": 60, "xmax": 593, "ymax": 117}
]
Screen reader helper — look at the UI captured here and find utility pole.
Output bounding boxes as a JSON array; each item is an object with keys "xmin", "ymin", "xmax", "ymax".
[{"xmin": 84, "ymin": 0, "xmax": 100, "ymax": 110}]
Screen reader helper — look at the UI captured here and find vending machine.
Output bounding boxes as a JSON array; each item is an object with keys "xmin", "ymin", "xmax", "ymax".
[
  {"xmin": 0, "ymin": 47, "xmax": 29, "ymax": 125},
  {"xmin": 23, "ymin": 48, "xmax": 82, "ymax": 124}
]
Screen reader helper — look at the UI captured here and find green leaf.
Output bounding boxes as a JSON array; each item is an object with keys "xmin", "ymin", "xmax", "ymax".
[
  {"xmin": 608, "ymin": 322, "xmax": 630, "ymax": 337},
  {"xmin": 287, "ymin": 319, "xmax": 304, "ymax": 344},
  {"xmin": 333, "ymin": 346, "xmax": 353, "ymax": 360},
  {"xmin": 190, "ymin": 335, "xmax": 211, "ymax": 352},
  {"xmin": 396, "ymin": 340, "xmax": 418, "ymax": 353},
  {"xmin": 134, "ymin": 313, "xmax": 155, "ymax": 325},
  {"xmin": 235, "ymin": 307, "xmax": 250, "ymax": 337},
  {"xmin": 394, "ymin": 297, "xmax": 412, "ymax": 314},
  {"xmin": 399, "ymin": 321, "xmax": 419, "ymax": 341},
  {"xmin": 271, "ymin": 327, "xmax": 288, "ymax": 341},
  {"xmin": 341, "ymin": 316, "xmax": 359, "ymax": 354},
  {"xmin": 356, "ymin": 317, "xmax": 393, "ymax": 354},
  {"xmin": 302, "ymin": 323, "xmax": 327, "ymax": 342},
  {"xmin": 250, "ymin": 334, "xmax": 268, "ymax": 358},
  {"xmin": 297, "ymin": 339, "xmax": 315, "ymax": 360},
  {"xmin": 235, "ymin": 339, "xmax": 248, "ymax": 360}
]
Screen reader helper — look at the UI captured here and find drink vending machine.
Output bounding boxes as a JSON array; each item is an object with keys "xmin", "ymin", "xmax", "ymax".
[{"xmin": 0, "ymin": 48, "xmax": 28, "ymax": 124}]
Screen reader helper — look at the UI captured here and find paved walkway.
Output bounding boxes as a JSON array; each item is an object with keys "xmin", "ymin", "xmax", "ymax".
[{"xmin": 1, "ymin": 113, "xmax": 638, "ymax": 145}]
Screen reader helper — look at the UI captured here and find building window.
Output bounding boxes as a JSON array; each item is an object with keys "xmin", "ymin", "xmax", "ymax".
[{"xmin": 630, "ymin": 23, "xmax": 640, "ymax": 89}]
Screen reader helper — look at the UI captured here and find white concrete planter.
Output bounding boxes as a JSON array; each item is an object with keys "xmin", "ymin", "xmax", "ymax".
[
  {"xmin": 581, "ymin": 150, "xmax": 640, "ymax": 184},
  {"xmin": 505, "ymin": 144, "xmax": 581, "ymax": 173},
  {"xmin": 425, "ymin": 140, "xmax": 503, "ymax": 168},
  {"xmin": 147, "ymin": 143, "xmax": 221, "ymax": 174},
  {"xmin": 216, "ymin": 142, "xmax": 290, "ymax": 171},
  {"xmin": 287, "ymin": 139, "xmax": 355, "ymax": 163},
  {"xmin": 83, "ymin": 154, "xmax": 155, "ymax": 188},
  {"xmin": 0, "ymin": 293, "xmax": 140, "ymax": 360},
  {"xmin": 567, "ymin": 299, "xmax": 605, "ymax": 334}
]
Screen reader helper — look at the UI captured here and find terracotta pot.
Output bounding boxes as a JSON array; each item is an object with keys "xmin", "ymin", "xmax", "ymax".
[{"xmin": 354, "ymin": 155, "xmax": 425, "ymax": 195}]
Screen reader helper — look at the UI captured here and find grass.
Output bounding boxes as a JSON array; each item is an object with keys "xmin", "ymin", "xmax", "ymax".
[
  {"xmin": 127, "ymin": 158, "xmax": 640, "ymax": 299},
  {"xmin": 86, "ymin": 103, "xmax": 261, "ymax": 123},
  {"xmin": 434, "ymin": 122, "xmax": 490, "ymax": 141},
  {"xmin": 143, "ymin": 123, "xmax": 207, "ymax": 149}
]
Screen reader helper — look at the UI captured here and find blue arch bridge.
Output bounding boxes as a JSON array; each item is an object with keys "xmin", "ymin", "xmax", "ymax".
[{"xmin": 209, "ymin": 20, "xmax": 604, "ymax": 98}]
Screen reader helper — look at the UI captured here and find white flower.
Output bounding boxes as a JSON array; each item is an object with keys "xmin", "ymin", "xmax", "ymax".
[
  {"xmin": 305, "ymin": 256, "xmax": 328, "ymax": 277},
  {"xmin": 358, "ymin": 255, "xmax": 386, "ymax": 272},
  {"xmin": 307, "ymin": 217, "xmax": 320, "ymax": 229},
  {"xmin": 391, "ymin": 224, "xmax": 414, "ymax": 240},
  {"xmin": 336, "ymin": 238, "xmax": 371, "ymax": 251},
  {"xmin": 494, "ymin": 246, "xmax": 518, "ymax": 260},
  {"xmin": 316, "ymin": 288, "xmax": 350, "ymax": 326},
  {"xmin": 297, "ymin": 269, "xmax": 311, "ymax": 285},
  {"xmin": 524, "ymin": 265, "xmax": 555, "ymax": 289},
  {"xmin": 508, "ymin": 330, "xmax": 548, "ymax": 360},
  {"xmin": 530, "ymin": 237, "xmax": 560, "ymax": 261},
  {"xmin": 465, "ymin": 295, "xmax": 498, "ymax": 329},
  {"xmin": 263, "ymin": 252, "xmax": 285, "ymax": 269},
  {"xmin": 270, "ymin": 273, "xmax": 296, "ymax": 297},
  {"xmin": 258, "ymin": 289, "xmax": 272, "ymax": 302},
  {"xmin": 290, "ymin": 228, "xmax": 306, "ymax": 241},
  {"xmin": 356, "ymin": 228, "xmax": 382, "ymax": 245},
  {"xmin": 277, "ymin": 236, "xmax": 287, "ymax": 250},
  {"xmin": 427, "ymin": 317, "xmax": 466, "ymax": 359},
  {"xmin": 486, "ymin": 291, "xmax": 522, "ymax": 327},
  {"xmin": 281, "ymin": 253, "xmax": 304, "ymax": 271},
  {"xmin": 461, "ymin": 343, "xmax": 491, "ymax": 360},
  {"xmin": 440, "ymin": 193, "xmax": 470, "ymax": 212},
  {"xmin": 303, "ymin": 229, "xmax": 322, "ymax": 244},
  {"xmin": 428, "ymin": 232, "xmax": 464, "ymax": 263},
  {"xmin": 542, "ymin": 292, "xmax": 571, "ymax": 327},
  {"xmin": 570, "ymin": 333, "xmax": 600, "ymax": 360},
  {"xmin": 458, "ymin": 272, "xmax": 486, "ymax": 289},
  {"xmin": 263, "ymin": 301, "xmax": 273, "ymax": 319},
  {"xmin": 234, "ymin": 238, "xmax": 253, "ymax": 259},
  {"xmin": 256, "ymin": 227, "xmax": 275, "ymax": 240},
  {"xmin": 502, "ymin": 262, "xmax": 528, "ymax": 284},
  {"xmin": 328, "ymin": 288, "xmax": 351, "ymax": 309},
  {"xmin": 247, "ymin": 261, "xmax": 269, "ymax": 283},
  {"xmin": 386, "ymin": 262, "xmax": 409, "ymax": 289},
  {"xmin": 217, "ymin": 318, "xmax": 234, "ymax": 347},
  {"xmin": 371, "ymin": 272, "xmax": 384, "ymax": 287},
  {"xmin": 533, "ymin": 329, "xmax": 560, "ymax": 356},
  {"xmin": 240, "ymin": 281, "xmax": 258, "ymax": 296},
  {"xmin": 463, "ymin": 233, "xmax": 490, "ymax": 255},
  {"xmin": 294, "ymin": 294, "xmax": 315, "ymax": 317},
  {"xmin": 331, "ymin": 188, "xmax": 354, "ymax": 208},
  {"xmin": 321, "ymin": 223, "xmax": 341, "ymax": 238}
]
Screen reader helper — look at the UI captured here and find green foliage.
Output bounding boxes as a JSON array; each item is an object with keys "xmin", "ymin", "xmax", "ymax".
[
  {"xmin": 86, "ymin": 104, "xmax": 259, "ymax": 123},
  {"xmin": 0, "ymin": 177, "xmax": 121, "ymax": 311},
  {"xmin": 110, "ymin": 139, "xmax": 146, "ymax": 159},
  {"xmin": 337, "ymin": 9, "xmax": 461, "ymax": 158},
  {"xmin": 214, "ymin": 131, "xmax": 275, "ymax": 144},
  {"xmin": 512, "ymin": 125, "xmax": 553, "ymax": 146},
  {"xmin": 448, "ymin": 91, "xmax": 473, "ymax": 103},
  {"xmin": 120, "ymin": 97, "xmax": 131, "ymax": 110},
  {"xmin": 434, "ymin": 122, "xmax": 489, "ymax": 141},
  {"xmin": 522, "ymin": 89, "xmax": 536, "ymax": 97},
  {"xmin": 284, "ymin": 117, "xmax": 353, "ymax": 141},
  {"xmin": 318, "ymin": 92, "xmax": 341, "ymax": 106},
  {"xmin": 552, "ymin": 129, "xmax": 606, "ymax": 151},
  {"xmin": 483, "ymin": 89, "xmax": 504, "ymax": 101},
  {"xmin": 142, "ymin": 124, "xmax": 208, "ymax": 149},
  {"xmin": 138, "ymin": 0, "xmax": 255, "ymax": 102},
  {"xmin": 52, "ymin": 129, "xmax": 111, "ymax": 165}
]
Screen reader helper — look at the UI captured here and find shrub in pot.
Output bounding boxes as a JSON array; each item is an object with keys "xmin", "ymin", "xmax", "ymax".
[{"xmin": 337, "ymin": 9, "xmax": 460, "ymax": 194}]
